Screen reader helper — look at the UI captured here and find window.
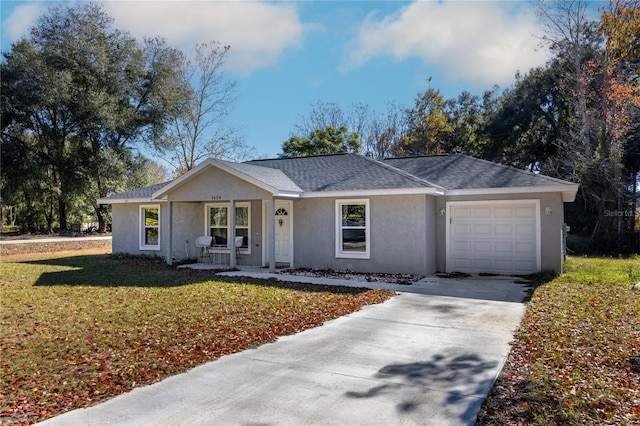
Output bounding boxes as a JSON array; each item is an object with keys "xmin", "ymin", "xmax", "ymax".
[
  {"xmin": 140, "ymin": 205, "xmax": 160, "ymax": 251},
  {"xmin": 206, "ymin": 203, "xmax": 250, "ymax": 252},
  {"xmin": 209, "ymin": 206, "xmax": 228, "ymax": 245},
  {"xmin": 336, "ymin": 199, "xmax": 370, "ymax": 259}
]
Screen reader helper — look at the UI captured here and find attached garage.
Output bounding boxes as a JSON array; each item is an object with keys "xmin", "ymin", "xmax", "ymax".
[{"xmin": 446, "ymin": 200, "xmax": 541, "ymax": 275}]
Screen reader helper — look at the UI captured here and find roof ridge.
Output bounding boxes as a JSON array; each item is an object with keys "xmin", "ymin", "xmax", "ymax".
[
  {"xmin": 354, "ymin": 154, "xmax": 442, "ymax": 189},
  {"xmin": 384, "ymin": 154, "xmax": 450, "ymax": 160},
  {"xmin": 247, "ymin": 153, "xmax": 350, "ymax": 163}
]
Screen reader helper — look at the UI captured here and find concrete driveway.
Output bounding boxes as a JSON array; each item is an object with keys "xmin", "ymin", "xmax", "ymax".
[{"xmin": 39, "ymin": 276, "xmax": 526, "ymax": 426}]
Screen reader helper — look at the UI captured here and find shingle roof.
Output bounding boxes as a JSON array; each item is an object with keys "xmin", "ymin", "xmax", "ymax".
[
  {"xmin": 218, "ymin": 160, "xmax": 303, "ymax": 193},
  {"xmin": 102, "ymin": 153, "xmax": 576, "ymax": 203},
  {"xmin": 247, "ymin": 154, "xmax": 435, "ymax": 192},
  {"xmin": 104, "ymin": 181, "xmax": 172, "ymax": 200},
  {"xmin": 383, "ymin": 154, "xmax": 573, "ymax": 189}
]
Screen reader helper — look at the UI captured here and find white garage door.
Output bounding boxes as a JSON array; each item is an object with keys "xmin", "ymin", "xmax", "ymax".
[{"xmin": 447, "ymin": 200, "xmax": 540, "ymax": 275}]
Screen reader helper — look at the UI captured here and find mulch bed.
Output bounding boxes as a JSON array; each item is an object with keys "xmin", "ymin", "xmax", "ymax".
[{"xmin": 280, "ymin": 268, "xmax": 422, "ymax": 285}]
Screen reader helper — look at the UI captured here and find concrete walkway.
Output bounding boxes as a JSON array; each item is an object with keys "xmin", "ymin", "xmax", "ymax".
[
  {"xmin": 219, "ymin": 269, "xmax": 531, "ymax": 302},
  {"xmin": 39, "ymin": 272, "xmax": 527, "ymax": 426}
]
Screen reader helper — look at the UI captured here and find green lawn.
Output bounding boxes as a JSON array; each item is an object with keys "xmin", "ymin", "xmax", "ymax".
[
  {"xmin": 478, "ymin": 256, "xmax": 640, "ymax": 425},
  {"xmin": 0, "ymin": 252, "xmax": 393, "ymax": 425}
]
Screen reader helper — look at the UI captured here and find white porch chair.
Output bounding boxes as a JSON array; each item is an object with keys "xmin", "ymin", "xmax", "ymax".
[{"xmin": 195, "ymin": 236, "xmax": 213, "ymax": 263}]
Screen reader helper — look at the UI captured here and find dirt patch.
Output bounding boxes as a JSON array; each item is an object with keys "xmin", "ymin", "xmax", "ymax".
[{"xmin": 0, "ymin": 239, "xmax": 111, "ymax": 260}]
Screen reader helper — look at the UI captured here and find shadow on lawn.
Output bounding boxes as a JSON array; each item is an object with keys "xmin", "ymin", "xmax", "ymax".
[
  {"xmin": 345, "ymin": 353, "xmax": 498, "ymax": 424},
  {"xmin": 26, "ymin": 254, "xmax": 374, "ymax": 295}
]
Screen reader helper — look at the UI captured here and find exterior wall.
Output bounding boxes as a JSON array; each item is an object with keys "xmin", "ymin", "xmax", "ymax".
[
  {"xmin": 111, "ymin": 203, "xmax": 168, "ymax": 258},
  {"xmin": 111, "ymin": 203, "xmax": 136, "ymax": 256},
  {"xmin": 292, "ymin": 194, "xmax": 437, "ymax": 276},
  {"xmin": 170, "ymin": 200, "xmax": 264, "ymax": 264},
  {"xmin": 111, "ymin": 200, "xmax": 265, "ymax": 264},
  {"xmin": 435, "ymin": 192, "xmax": 566, "ymax": 274},
  {"xmin": 168, "ymin": 202, "xmax": 203, "ymax": 261}
]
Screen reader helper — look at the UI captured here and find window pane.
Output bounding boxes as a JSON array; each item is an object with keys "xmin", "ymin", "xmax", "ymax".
[
  {"xmin": 342, "ymin": 229, "xmax": 366, "ymax": 252},
  {"xmin": 235, "ymin": 228, "xmax": 249, "ymax": 247},
  {"xmin": 210, "ymin": 207, "xmax": 227, "ymax": 226},
  {"xmin": 210, "ymin": 228, "xmax": 228, "ymax": 245},
  {"xmin": 144, "ymin": 208, "xmax": 159, "ymax": 227},
  {"xmin": 342, "ymin": 204, "xmax": 366, "ymax": 227},
  {"xmin": 235, "ymin": 207, "xmax": 249, "ymax": 226},
  {"xmin": 145, "ymin": 228, "xmax": 159, "ymax": 245}
]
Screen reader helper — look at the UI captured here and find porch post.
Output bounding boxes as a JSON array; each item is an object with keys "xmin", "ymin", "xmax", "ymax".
[
  {"xmin": 166, "ymin": 201, "xmax": 173, "ymax": 266},
  {"xmin": 229, "ymin": 198, "xmax": 236, "ymax": 268},
  {"xmin": 269, "ymin": 197, "xmax": 276, "ymax": 272}
]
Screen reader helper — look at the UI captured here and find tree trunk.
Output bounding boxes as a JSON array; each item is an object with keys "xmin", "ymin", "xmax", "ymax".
[
  {"xmin": 95, "ymin": 204, "xmax": 107, "ymax": 233},
  {"xmin": 58, "ymin": 198, "xmax": 67, "ymax": 231}
]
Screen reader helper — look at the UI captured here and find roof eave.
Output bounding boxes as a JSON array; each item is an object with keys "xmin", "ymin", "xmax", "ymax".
[
  {"xmin": 445, "ymin": 184, "xmax": 579, "ymax": 201},
  {"xmin": 98, "ymin": 197, "xmax": 167, "ymax": 205},
  {"xmin": 277, "ymin": 191, "xmax": 302, "ymax": 198},
  {"xmin": 301, "ymin": 187, "xmax": 441, "ymax": 198},
  {"xmin": 562, "ymin": 188, "xmax": 578, "ymax": 202}
]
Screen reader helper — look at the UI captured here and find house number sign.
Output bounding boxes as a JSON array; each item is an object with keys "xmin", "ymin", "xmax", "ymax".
[{"xmin": 210, "ymin": 195, "xmax": 222, "ymax": 200}]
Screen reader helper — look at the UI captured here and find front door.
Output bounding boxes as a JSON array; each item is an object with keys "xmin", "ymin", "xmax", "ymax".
[{"xmin": 274, "ymin": 202, "xmax": 292, "ymax": 264}]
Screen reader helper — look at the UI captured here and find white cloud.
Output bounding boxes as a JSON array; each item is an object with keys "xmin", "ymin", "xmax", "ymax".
[
  {"xmin": 103, "ymin": 1, "xmax": 309, "ymax": 75},
  {"xmin": 2, "ymin": 2, "xmax": 48, "ymax": 44},
  {"xmin": 343, "ymin": 0, "xmax": 550, "ymax": 88}
]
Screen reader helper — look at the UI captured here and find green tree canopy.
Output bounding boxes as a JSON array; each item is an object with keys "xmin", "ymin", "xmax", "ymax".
[
  {"xmin": 1, "ymin": 3, "xmax": 185, "ymax": 231},
  {"xmin": 280, "ymin": 125, "xmax": 361, "ymax": 158},
  {"xmin": 392, "ymin": 84, "xmax": 451, "ymax": 156}
]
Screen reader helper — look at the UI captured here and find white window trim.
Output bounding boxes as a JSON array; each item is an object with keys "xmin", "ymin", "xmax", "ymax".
[
  {"xmin": 335, "ymin": 199, "xmax": 370, "ymax": 259},
  {"xmin": 204, "ymin": 202, "xmax": 251, "ymax": 254},
  {"xmin": 139, "ymin": 204, "xmax": 161, "ymax": 251}
]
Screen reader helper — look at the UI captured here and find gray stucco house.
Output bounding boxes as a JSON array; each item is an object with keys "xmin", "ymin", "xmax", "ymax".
[{"xmin": 99, "ymin": 154, "xmax": 579, "ymax": 276}]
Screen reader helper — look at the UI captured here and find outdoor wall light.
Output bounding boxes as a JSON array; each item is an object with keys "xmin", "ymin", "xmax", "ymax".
[
  {"xmin": 545, "ymin": 206, "xmax": 553, "ymax": 216},
  {"xmin": 438, "ymin": 208, "xmax": 446, "ymax": 217}
]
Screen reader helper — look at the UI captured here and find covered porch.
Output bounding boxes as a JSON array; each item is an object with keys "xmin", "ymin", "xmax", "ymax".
[{"xmin": 149, "ymin": 159, "xmax": 302, "ymax": 273}]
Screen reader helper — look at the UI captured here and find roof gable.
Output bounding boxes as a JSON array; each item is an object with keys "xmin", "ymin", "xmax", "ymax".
[{"xmin": 152, "ymin": 158, "xmax": 303, "ymax": 199}]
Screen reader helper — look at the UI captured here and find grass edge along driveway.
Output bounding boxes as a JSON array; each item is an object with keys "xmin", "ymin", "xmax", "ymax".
[
  {"xmin": 0, "ymin": 252, "xmax": 394, "ymax": 425},
  {"xmin": 477, "ymin": 256, "xmax": 640, "ymax": 425}
]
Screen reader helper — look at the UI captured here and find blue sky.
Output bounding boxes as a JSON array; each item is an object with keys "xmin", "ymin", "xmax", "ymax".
[{"xmin": 2, "ymin": 1, "xmax": 571, "ymax": 159}]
